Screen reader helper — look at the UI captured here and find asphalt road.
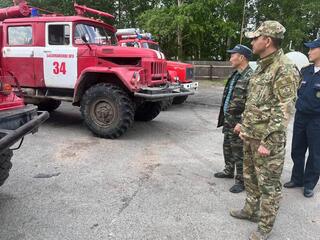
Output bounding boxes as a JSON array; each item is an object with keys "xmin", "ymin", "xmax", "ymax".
[{"xmin": 0, "ymin": 81, "xmax": 319, "ymax": 240}]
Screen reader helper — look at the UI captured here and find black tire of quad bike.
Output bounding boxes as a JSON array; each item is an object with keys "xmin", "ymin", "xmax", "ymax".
[
  {"xmin": 37, "ymin": 99, "xmax": 61, "ymax": 112},
  {"xmin": 134, "ymin": 102, "xmax": 162, "ymax": 122},
  {"xmin": 172, "ymin": 95, "xmax": 188, "ymax": 105},
  {"xmin": 0, "ymin": 149, "xmax": 13, "ymax": 187},
  {"xmin": 161, "ymin": 98, "xmax": 173, "ymax": 111},
  {"xmin": 80, "ymin": 83, "xmax": 134, "ymax": 139}
]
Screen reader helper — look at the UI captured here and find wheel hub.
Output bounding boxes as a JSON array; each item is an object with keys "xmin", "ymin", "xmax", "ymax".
[{"xmin": 91, "ymin": 100, "xmax": 116, "ymax": 127}]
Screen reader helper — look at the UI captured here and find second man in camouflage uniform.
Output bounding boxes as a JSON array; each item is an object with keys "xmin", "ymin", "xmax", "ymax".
[
  {"xmin": 216, "ymin": 44, "xmax": 253, "ymax": 193},
  {"xmin": 230, "ymin": 21, "xmax": 300, "ymax": 240}
]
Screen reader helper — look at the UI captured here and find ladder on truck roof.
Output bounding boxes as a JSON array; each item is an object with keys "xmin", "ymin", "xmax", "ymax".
[{"xmin": 0, "ymin": 1, "xmax": 115, "ymax": 22}]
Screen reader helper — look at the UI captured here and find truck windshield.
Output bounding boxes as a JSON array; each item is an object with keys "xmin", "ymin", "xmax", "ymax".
[
  {"xmin": 148, "ymin": 43, "xmax": 160, "ymax": 51},
  {"xmin": 75, "ymin": 23, "xmax": 117, "ymax": 45},
  {"xmin": 141, "ymin": 42, "xmax": 160, "ymax": 51},
  {"xmin": 121, "ymin": 42, "xmax": 140, "ymax": 48}
]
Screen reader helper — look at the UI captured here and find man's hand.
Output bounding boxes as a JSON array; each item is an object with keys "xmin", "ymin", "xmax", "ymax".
[
  {"xmin": 234, "ymin": 124, "xmax": 241, "ymax": 135},
  {"xmin": 258, "ymin": 145, "xmax": 270, "ymax": 157},
  {"xmin": 239, "ymin": 132, "xmax": 245, "ymax": 140}
]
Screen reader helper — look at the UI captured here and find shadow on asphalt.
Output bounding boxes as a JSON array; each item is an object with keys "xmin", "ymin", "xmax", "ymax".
[
  {"xmin": 44, "ymin": 109, "xmax": 83, "ymax": 127},
  {"xmin": 39, "ymin": 97, "xmax": 216, "ymax": 140},
  {"xmin": 41, "ymin": 105, "xmax": 183, "ymax": 140}
]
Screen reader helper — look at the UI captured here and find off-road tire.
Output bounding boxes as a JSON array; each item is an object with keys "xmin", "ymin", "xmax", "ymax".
[
  {"xmin": 80, "ymin": 83, "xmax": 134, "ymax": 139},
  {"xmin": 161, "ymin": 98, "xmax": 173, "ymax": 111},
  {"xmin": 0, "ymin": 149, "xmax": 13, "ymax": 187},
  {"xmin": 37, "ymin": 99, "xmax": 61, "ymax": 112},
  {"xmin": 172, "ymin": 95, "xmax": 188, "ymax": 105},
  {"xmin": 134, "ymin": 102, "xmax": 162, "ymax": 121}
]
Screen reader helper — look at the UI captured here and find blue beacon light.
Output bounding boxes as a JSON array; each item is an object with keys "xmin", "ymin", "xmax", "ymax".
[{"xmin": 31, "ymin": 8, "xmax": 39, "ymax": 17}]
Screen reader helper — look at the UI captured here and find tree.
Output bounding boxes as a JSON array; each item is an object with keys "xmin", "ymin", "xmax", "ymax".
[
  {"xmin": 1, "ymin": 0, "xmax": 320, "ymax": 60},
  {"xmin": 26, "ymin": 0, "xmax": 161, "ymax": 28},
  {"xmin": 138, "ymin": 0, "xmax": 242, "ymax": 60},
  {"xmin": 247, "ymin": 0, "xmax": 320, "ymax": 53},
  {"xmin": 0, "ymin": 0, "xmax": 12, "ymax": 8}
]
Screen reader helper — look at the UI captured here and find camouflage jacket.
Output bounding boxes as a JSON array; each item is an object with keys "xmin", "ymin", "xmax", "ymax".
[
  {"xmin": 217, "ymin": 65, "xmax": 253, "ymax": 130},
  {"xmin": 241, "ymin": 49, "xmax": 301, "ymax": 150}
]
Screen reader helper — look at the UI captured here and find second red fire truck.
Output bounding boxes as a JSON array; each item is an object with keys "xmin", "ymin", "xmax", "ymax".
[{"xmin": 116, "ymin": 28, "xmax": 198, "ymax": 105}]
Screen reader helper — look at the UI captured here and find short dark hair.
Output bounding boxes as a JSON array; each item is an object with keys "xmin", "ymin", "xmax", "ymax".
[
  {"xmin": 262, "ymin": 36, "xmax": 282, "ymax": 49},
  {"xmin": 270, "ymin": 37, "xmax": 282, "ymax": 49}
]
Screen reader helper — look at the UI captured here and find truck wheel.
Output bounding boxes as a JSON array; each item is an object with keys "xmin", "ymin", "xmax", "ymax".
[
  {"xmin": 0, "ymin": 149, "xmax": 13, "ymax": 187},
  {"xmin": 37, "ymin": 99, "xmax": 61, "ymax": 112},
  {"xmin": 80, "ymin": 83, "xmax": 134, "ymax": 139},
  {"xmin": 172, "ymin": 96, "xmax": 188, "ymax": 105},
  {"xmin": 134, "ymin": 102, "xmax": 162, "ymax": 121},
  {"xmin": 161, "ymin": 98, "xmax": 173, "ymax": 111}
]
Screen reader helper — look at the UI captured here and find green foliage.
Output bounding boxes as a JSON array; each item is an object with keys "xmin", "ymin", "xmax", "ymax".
[
  {"xmin": 138, "ymin": 0, "xmax": 242, "ymax": 60},
  {"xmin": 27, "ymin": 0, "xmax": 159, "ymax": 27},
  {"xmin": 0, "ymin": 0, "xmax": 12, "ymax": 8},
  {"xmin": 1, "ymin": 0, "xmax": 319, "ymax": 60},
  {"xmin": 247, "ymin": 0, "xmax": 320, "ymax": 54}
]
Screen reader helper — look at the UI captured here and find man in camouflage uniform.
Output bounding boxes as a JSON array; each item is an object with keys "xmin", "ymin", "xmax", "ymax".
[
  {"xmin": 230, "ymin": 21, "xmax": 300, "ymax": 240},
  {"xmin": 216, "ymin": 44, "xmax": 253, "ymax": 193}
]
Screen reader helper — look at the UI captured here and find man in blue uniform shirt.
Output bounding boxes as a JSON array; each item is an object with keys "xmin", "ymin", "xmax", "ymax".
[{"xmin": 284, "ymin": 38, "xmax": 320, "ymax": 198}]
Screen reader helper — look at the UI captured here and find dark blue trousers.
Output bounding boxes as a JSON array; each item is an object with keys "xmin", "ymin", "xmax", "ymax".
[{"xmin": 291, "ymin": 111, "xmax": 320, "ymax": 190}]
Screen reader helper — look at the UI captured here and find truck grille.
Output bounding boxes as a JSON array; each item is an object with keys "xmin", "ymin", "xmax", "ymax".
[
  {"xmin": 151, "ymin": 61, "xmax": 167, "ymax": 80},
  {"xmin": 151, "ymin": 62, "xmax": 166, "ymax": 74}
]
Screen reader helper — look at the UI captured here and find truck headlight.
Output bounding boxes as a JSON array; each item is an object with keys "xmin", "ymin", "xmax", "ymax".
[
  {"xmin": 133, "ymin": 71, "xmax": 140, "ymax": 82},
  {"xmin": 131, "ymin": 71, "xmax": 141, "ymax": 86}
]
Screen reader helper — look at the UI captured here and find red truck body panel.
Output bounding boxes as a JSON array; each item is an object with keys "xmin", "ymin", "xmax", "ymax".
[
  {"xmin": 0, "ymin": 92, "xmax": 24, "ymax": 111},
  {"xmin": 0, "ymin": 23, "xmax": 25, "ymax": 111},
  {"xmin": 166, "ymin": 60, "xmax": 194, "ymax": 83}
]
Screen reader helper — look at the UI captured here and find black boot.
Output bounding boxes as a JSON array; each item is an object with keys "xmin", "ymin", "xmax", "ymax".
[
  {"xmin": 303, "ymin": 188, "xmax": 314, "ymax": 198},
  {"xmin": 283, "ymin": 181, "xmax": 303, "ymax": 188},
  {"xmin": 229, "ymin": 181, "xmax": 245, "ymax": 193},
  {"xmin": 214, "ymin": 171, "xmax": 234, "ymax": 178}
]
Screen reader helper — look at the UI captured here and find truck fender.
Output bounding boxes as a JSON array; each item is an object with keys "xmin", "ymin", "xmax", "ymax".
[{"xmin": 73, "ymin": 67, "xmax": 135, "ymax": 105}]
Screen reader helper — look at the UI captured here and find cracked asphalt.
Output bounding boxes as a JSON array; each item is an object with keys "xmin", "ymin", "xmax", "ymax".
[{"xmin": 0, "ymin": 81, "xmax": 319, "ymax": 240}]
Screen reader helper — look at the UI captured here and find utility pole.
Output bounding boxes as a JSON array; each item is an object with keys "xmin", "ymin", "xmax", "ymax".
[
  {"xmin": 117, "ymin": 0, "xmax": 121, "ymax": 25},
  {"xmin": 240, "ymin": 0, "xmax": 247, "ymax": 44},
  {"xmin": 177, "ymin": 0, "xmax": 182, "ymax": 60}
]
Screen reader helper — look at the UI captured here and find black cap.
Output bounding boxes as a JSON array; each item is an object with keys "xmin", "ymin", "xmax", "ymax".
[
  {"xmin": 227, "ymin": 44, "xmax": 252, "ymax": 60},
  {"xmin": 304, "ymin": 38, "xmax": 320, "ymax": 49}
]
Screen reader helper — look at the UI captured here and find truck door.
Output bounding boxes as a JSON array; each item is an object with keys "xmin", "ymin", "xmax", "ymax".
[
  {"xmin": 2, "ymin": 24, "xmax": 35, "ymax": 86},
  {"xmin": 43, "ymin": 22, "xmax": 77, "ymax": 89}
]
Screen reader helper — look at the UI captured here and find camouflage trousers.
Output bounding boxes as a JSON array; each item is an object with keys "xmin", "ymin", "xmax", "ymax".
[
  {"xmin": 242, "ymin": 138, "xmax": 285, "ymax": 234},
  {"xmin": 222, "ymin": 127, "xmax": 244, "ymax": 182}
]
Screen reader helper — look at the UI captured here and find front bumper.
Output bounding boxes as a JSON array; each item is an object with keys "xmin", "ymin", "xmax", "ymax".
[
  {"xmin": 0, "ymin": 105, "xmax": 49, "ymax": 152},
  {"xmin": 181, "ymin": 82, "xmax": 199, "ymax": 91},
  {"xmin": 134, "ymin": 83, "xmax": 195, "ymax": 101}
]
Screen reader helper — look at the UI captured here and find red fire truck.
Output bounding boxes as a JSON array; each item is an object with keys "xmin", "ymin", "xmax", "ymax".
[
  {"xmin": 0, "ymin": 1, "xmax": 49, "ymax": 186},
  {"xmin": 0, "ymin": 1, "xmax": 194, "ymax": 139},
  {"xmin": 116, "ymin": 28, "xmax": 198, "ymax": 105},
  {"xmin": 0, "ymin": 75, "xmax": 49, "ymax": 186}
]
